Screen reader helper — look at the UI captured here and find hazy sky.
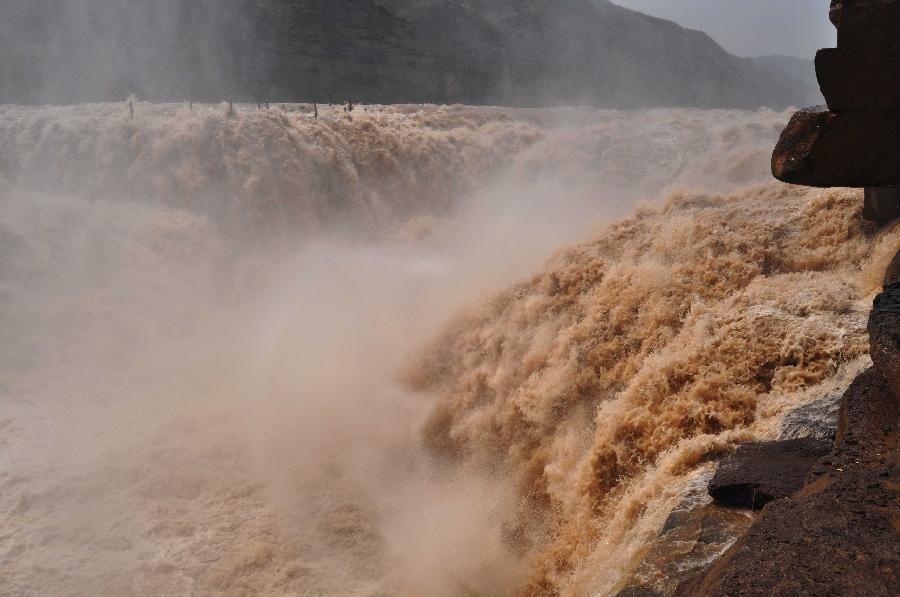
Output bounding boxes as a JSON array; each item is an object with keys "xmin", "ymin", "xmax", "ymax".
[{"xmin": 613, "ymin": 0, "xmax": 835, "ymax": 59}]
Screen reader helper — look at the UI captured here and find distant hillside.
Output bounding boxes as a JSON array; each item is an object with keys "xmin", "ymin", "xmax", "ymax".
[
  {"xmin": 0, "ymin": 0, "xmax": 811, "ymax": 108},
  {"xmin": 753, "ymin": 55, "xmax": 823, "ymax": 105}
]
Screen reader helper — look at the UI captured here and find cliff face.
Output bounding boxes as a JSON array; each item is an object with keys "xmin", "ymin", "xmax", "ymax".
[{"xmin": 0, "ymin": 0, "xmax": 812, "ymax": 108}]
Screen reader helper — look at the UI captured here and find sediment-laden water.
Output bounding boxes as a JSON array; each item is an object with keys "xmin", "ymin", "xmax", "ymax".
[{"xmin": 2, "ymin": 103, "xmax": 896, "ymax": 596}]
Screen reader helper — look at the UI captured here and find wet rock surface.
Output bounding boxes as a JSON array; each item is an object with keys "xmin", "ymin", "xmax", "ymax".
[
  {"xmin": 707, "ymin": 439, "xmax": 832, "ymax": 510},
  {"xmin": 614, "ymin": 471, "xmax": 755, "ymax": 597},
  {"xmin": 779, "ymin": 391, "xmax": 842, "ymax": 441}
]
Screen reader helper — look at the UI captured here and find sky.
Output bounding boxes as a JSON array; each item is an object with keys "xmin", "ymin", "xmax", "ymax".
[{"xmin": 613, "ymin": 0, "xmax": 835, "ymax": 59}]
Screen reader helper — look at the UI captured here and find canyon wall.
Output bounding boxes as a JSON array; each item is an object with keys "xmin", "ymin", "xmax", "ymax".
[{"xmin": 0, "ymin": 0, "xmax": 814, "ymax": 108}]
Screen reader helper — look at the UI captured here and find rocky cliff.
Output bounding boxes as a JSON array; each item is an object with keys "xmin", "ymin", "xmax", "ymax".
[{"xmin": 0, "ymin": 0, "xmax": 812, "ymax": 108}]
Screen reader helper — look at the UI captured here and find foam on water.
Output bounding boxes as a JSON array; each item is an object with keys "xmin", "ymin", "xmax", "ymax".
[{"xmin": 2, "ymin": 103, "xmax": 896, "ymax": 596}]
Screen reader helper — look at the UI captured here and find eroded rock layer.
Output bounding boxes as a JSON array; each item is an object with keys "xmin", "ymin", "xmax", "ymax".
[{"xmin": 773, "ymin": 0, "xmax": 900, "ymax": 191}]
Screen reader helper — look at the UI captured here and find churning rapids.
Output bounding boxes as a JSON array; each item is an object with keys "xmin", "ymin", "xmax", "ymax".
[{"xmin": 1, "ymin": 103, "xmax": 898, "ymax": 596}]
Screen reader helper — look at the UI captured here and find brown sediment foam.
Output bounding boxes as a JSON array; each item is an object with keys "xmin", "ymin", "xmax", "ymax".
[
  {"xmin": 407, "ymin": 183, "xmax": 900, "ymax": 595},
  {"xmin": 4, "ymin": 104, "xmax": 898, "ymax": 596},
  {"xmin": 0, "ymin": 103, "xmax": 791, "ymax": 235}
]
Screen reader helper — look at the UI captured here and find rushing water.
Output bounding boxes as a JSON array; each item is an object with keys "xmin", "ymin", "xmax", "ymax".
[{"xmin": 1, "ymin": 103, "xmax": 897, "ymax": 596}]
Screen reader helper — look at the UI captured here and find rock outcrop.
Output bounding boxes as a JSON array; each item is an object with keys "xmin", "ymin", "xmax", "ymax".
[
  {"xmin": 772, "ymin": 107, "xmax": 900, "ymax": 188},
  {"xmin": 0, "ymin": 0, "xmax": 813, "ymax": 108},
  {"xmin": 706, "ymin": 439, "xmax": 832, "ymax": 510},
  {"xmin": 772, "ymin": 0, "xmax": 900, "ymax": 193},
  {"xmin": 674, "ymin": 367, "xmax": 900, "ymax": 597}
]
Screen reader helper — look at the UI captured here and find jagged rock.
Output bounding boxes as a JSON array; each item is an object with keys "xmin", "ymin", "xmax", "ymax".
[
  {"xmin": 707, "ymin": 439, "xmax": 832, "ymax": 509},
  {"xmin": 638, "ymin": 505, "xmax": 754, "ymax": 591},
  {"xmin": 779, "ymin": 392, "xmax": 842, "ymax": 442},
  {"xmin": 674, "ymin": 368, "xmax": 900, "ymax": 597},
  {"xmin": 611, "ymin": 470, "xmax": 755, "ymax": 595},
  {"xmin": 772, "ymin": 106, "xmax": 900, "ymax": 187},
  {"xmin": 817, "ymin": 47, "xmax": 900, "ymax": 110}
]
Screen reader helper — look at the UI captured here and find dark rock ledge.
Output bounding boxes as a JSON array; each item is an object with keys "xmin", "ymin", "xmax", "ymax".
[{"xmin": 706, "ymin": 439, "xmax": 832, "ymax": 510}]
